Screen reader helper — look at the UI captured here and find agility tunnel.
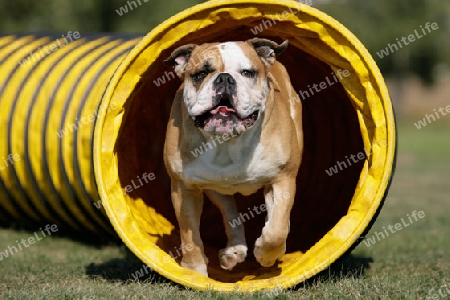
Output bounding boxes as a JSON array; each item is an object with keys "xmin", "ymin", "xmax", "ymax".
[{"xmin": 0, "ymin": 0, "xmax": 396, "ymax": 292}]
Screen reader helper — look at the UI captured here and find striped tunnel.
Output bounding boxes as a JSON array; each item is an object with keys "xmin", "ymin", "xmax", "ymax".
[{"xmin": 0, "ymin": 33, "xmax": 143, "ymax": 234}]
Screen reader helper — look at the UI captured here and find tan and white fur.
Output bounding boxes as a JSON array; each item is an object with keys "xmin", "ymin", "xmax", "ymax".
[{"xmin": 163, "ymin": 38, "xmax": 303, "ymax": 277}]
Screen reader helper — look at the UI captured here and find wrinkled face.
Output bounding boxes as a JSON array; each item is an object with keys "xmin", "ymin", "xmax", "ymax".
[
  {"xmin": 165, "ymin": 39, "xmax": 288, "ymax": 136},
  {"xmin": 183, "ymin": 42, "xmax": 268, "ymax": 135}
]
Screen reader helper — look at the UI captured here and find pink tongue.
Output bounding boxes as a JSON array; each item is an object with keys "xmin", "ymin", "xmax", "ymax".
[{"xmin": 210, "ymin": 106, "xmax": 236, "ymax": 115}]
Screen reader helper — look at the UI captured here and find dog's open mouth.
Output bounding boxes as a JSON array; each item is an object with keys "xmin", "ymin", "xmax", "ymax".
[{"xmin": 194, "ymin": 95, "xmax": 259, "ymax": 134}]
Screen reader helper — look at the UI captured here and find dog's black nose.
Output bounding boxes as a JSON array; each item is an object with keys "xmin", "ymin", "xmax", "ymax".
[{"xmin": 214, "ymin": 73, "xmax": 236, "ymax": 95}]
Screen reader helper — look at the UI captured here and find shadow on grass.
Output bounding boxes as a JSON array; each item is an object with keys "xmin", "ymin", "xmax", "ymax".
[
  {"xmin": 85, "ymin": 251, "xmax": 373, "ymax": 287},
  {"xmin": 85, "ymin": 249, "xmax": 169, "ymax": 284},
  {"xmin": 296, "ymin": 254, "xmax": 374, "ymax": 289},
  {"xmin": 1, "ymin": 221, "xmax": 120, "ymax": 247}
]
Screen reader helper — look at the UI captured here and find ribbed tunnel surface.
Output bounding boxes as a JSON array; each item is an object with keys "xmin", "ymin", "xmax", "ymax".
[{"xmin": 0, "ymin": 33, "xmax": 143, "ymax": 234}]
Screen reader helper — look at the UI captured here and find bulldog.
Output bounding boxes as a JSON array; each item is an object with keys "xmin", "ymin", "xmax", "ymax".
[{"xmin": 163, "ymin": 38, "xmax": 303, "ymax": 277}]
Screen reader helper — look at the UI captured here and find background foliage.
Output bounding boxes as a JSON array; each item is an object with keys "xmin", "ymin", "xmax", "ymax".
[{"xmin": 1, "ymin": 0, "xmax": 449, "ymax": 85}]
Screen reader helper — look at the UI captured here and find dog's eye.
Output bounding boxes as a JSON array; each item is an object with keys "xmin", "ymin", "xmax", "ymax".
[
  {"xmin": 241, "ymin": 69, "xmax": 256, "ymax": 78},
  {"xmin": 192, "ymin": 70, "xmax": 209, "ymax": 82}
]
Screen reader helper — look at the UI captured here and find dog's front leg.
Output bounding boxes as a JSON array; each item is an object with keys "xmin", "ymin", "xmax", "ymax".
[
  {"xmin": 254, "ymin": 178, "xmax": 296, "ymax": 267},
  {"xmin": 171, "ymin": 180, "xmax": 208, "ymax": 276},
  {"xmin": 205, "ymin": 190, "xmax": 247, "ymax": 271}
]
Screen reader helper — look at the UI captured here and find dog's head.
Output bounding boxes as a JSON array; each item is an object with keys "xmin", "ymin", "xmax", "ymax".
[{"xmin": 164, "ymin": 38, "xmax": 288, "ymax": 135}]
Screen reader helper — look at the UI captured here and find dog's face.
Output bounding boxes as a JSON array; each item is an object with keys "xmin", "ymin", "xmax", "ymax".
[{"xmin": 165, "ymin": 38, "xmax": 288, "ymax": 135}]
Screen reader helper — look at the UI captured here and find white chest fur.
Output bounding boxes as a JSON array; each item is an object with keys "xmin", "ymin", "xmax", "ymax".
[{"xmin": 181, "ymin": 125, "xmax": 288, "ymax": 196}]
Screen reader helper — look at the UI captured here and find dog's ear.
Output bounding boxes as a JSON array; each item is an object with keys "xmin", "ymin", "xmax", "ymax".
[
  {"xmin": 246, "ymin": 38, "xmax": 289, "ymax": 66},
  {"xmin": 163, "ymin": 44, "xmax": 197, "ymax": 78}
]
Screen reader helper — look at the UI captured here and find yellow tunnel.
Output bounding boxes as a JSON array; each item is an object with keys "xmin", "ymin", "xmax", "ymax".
[{"xmin": 0, "ymin": 0, "xmax": 396, "ymax": 292}]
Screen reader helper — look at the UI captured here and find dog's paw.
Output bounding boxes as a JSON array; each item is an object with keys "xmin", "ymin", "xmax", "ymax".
[
  {"xmin": 219, "ymin": 244, "xmax": 248, "ymax": 270},
  {"xmin": 253, "ymin": 237, "xmax": 286, "ymax": 267},
  {"xmin": 180, "ymin": 259, "xmax": 209, "ymax": 277},
  {"xmin": 180, "ymin": 260, "xmax": 208, "ymax": 277}
]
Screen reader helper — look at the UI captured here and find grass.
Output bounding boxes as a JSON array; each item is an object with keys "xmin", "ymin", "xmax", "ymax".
[{"xmin": 1, "ymin": 118, "xmax": 449, "ymax": 299}]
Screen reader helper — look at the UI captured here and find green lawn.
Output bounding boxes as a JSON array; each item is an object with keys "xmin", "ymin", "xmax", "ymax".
[{"xmin": 1, "ymin": 119, "xmax": 449, "ymax": 300}]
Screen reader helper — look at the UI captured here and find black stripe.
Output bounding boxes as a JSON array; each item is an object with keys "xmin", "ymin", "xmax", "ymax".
[
  {"xmin": 57, "ymin": 37, "xmax": 138, "ymax": 235},
  {"xmin": 0, "ymin": 33, "xmax": 143, "ymax": 230},
  {"xmin": 2, "ymin": 37, "xmax": 53, "ymax": 223},
  {"xmin": 0, "ymin": 35, "xmax": 17, "ymax": 52},
  {"xmin": 36, "ymin": 36, "xmax": 110, "ymax": 231},
  {"xmin": 75, "ymin": 40, "xmax": 139, "ymax": 234},
  {"xmin": 43, "ymin": 33, "xmax": 141, "ymax": 234},
  {"xmin": 0, "ymin": 36, "xmax": 43, "ymax": 223},
  {"xmin": 0, "ymin": 204, "xmax": 12, "ymax": 224},
  {"xmin": 45, "ymin": 38, "xmax": 118, "ymax": 234},
  {"xmin": 0, "ymin": 181, "xmax": 31, "ymax": 226},
  {"xmin": 0, "ymin": 35, "xmax": 49, "ymax": 67},
  {"xmin": 10, "ymin": 35, "xmax": 76, "ymax": 227}
]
